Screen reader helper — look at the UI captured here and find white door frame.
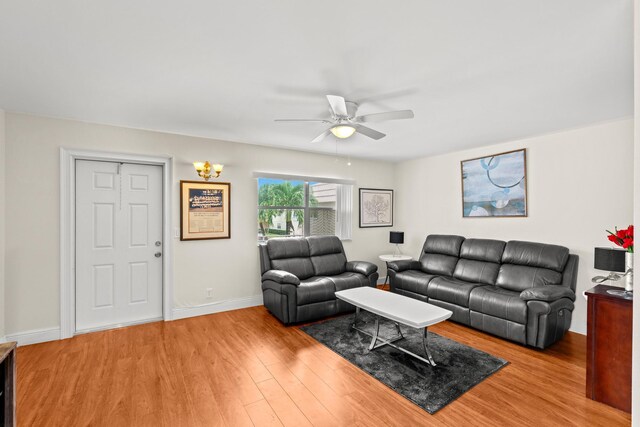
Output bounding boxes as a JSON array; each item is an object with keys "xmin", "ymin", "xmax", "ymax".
[{"xmin": 60, "ymin": 148, "xmax": 174, "ymax": 339}]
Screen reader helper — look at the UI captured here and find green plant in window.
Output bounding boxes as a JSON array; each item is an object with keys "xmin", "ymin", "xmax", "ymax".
[
  {"xmin": 258, "ymin": 184, "xmax": 277, "ymax": 236},
  {"xmin": 272, "ymin": 182, "xmax": 304, "ymax": 235},
  {"xmin": 258, "ymin": 180, "xmax": 319, "ymax": 237}
]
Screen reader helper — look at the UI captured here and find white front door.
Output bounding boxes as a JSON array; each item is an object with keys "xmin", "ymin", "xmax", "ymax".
[{"xmin": 75, "ymin": 160, "xmax": 163, "ymax": 332}]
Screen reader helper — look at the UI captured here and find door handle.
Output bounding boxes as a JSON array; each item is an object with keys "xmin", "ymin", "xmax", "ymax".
[{"xmin": 155, "ymin": 252, "xmax": 162, "ymax": 258}]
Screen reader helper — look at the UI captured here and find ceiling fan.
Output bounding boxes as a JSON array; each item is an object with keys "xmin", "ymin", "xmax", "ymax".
[{"xmin": 275, "ymin": 95, "xmax": 414, "ymax": 143}]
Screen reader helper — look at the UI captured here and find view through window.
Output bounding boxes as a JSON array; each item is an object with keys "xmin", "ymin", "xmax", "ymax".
[{"xmin": 257, "ymin": 178, "xmax": 340, "ymax": 242}]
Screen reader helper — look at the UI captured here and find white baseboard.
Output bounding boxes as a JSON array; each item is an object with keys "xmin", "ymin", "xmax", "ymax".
[
  {"xmin": 172, "ymin": 295, "xmax": 264, "ymax": 321},
  {"xmin": 2, "ymin": 297, "xmax": 263, "ymax": 346},
  {"xmin": 569, "ymin": 324, "xmax": 586, "ymax": 335},
  {"xmin": 6, "ymin": 327, "xmax": 61, "ymax": 346}
]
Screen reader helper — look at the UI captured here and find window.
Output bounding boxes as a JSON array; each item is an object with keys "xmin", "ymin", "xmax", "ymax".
[{"xmin": 257, "ymin": 176, "xmax": 352, "ymax": 242}]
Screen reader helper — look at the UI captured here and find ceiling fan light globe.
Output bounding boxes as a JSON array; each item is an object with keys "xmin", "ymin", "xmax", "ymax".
[{"xmin": 330, "ymin": 125, "xmax": 356, "ymax": 139}]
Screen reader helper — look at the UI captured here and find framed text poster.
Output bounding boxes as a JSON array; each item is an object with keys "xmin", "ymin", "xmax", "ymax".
[{"xmin": 180, "ymin": 180, "xmax": 231, "ymax": 240}]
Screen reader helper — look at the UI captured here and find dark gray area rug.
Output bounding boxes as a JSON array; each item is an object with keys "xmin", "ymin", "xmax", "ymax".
[{"xmin": 300, "ymin": 312, "xmax": 508, "ymax": 414}]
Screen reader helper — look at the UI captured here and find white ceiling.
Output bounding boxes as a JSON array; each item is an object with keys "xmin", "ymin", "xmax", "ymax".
[{"xmin": 0, "ymin": 1, "xmax": 633, "ymax": 162}]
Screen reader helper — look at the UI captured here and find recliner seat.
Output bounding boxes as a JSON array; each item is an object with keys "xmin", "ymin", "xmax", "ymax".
[
  {"xmin": 388, "ymin": 235, "xmax": 578, "ymax": 349},
  {"xmin": 259, "ymin": 235, "xmax": 379, "ymax": 324}
]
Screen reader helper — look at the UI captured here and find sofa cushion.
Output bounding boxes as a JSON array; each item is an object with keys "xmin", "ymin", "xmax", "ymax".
[
  {"xmin": 424, "ymin": 234, "xmax": 466, "ymax": 256},
  {"xmin": 501, "ymin": 241, "xmax": 569, "ymax": 272},
  {"xmin": 327, "ymin": 272, "xmax": 369, "ymax": 292},
  {"xmin": 308, "ymin": 236, "xmax": 347, "ymax": 276},
  {"xmin": 420, "ymin": 254, "xmax": 460, "ymax": 277},
  {"xmin": 308, "ymin": 235, "xmax": 343, "ymax": 256},
  {"xmin": 453, "ymin": 239, "xmax": 505, "ymax": 285},
  {"xmin": 270, "ymin": 258, "xmax": 315, "ymax": 280},
  {"xmin": 496, "ymin": 264, "xmax": 563, "ymax": 292},
  {"xmin": 418, "ymin": 235, "xmax": 465, "ymax": 276},
  {"xmin": 427, "ymin": 276, "xmax": 486, "ymax": 307},
  {"xmin": 310, "ymin": 253, "xmax": 347, "ymax": 276},
  {"xmin": 267, "ymin": 237, "xmax": 315, "ymax": 280},
  {"xmin": 267, "ymin": 237, "xmax": 310, "ymax": 258},
  {"xmin": 453, "ymin": 259, "xmax": 500, "ymax": 285},
  {"xmin": 459, "ymin": 239, "xmax": 506, "ymax": 263},
  {"xmin": 297, "ymin": 277, "xmax": 336, "ymax": 305},
  {"xmin": 469, "ymin": 286, "xmax": 527, "ymax": 324},
  {"xmin": 394, "ymin": 270, "xmax": 437, "ymax": 296}
]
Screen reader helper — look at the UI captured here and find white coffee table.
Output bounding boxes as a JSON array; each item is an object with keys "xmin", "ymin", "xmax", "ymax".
[
  {"xmin": 335, "ymin": 287, "xmax": 452, "ymax": 366},
  {"xmin": 378, "ymin": 254, "xmax": 413, "ymax": 286}
]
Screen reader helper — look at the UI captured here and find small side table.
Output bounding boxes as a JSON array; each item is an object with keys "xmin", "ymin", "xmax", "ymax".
[
  {"xmin": 585, "ymin": 285, "xmax": 632, "ymax": 413},
  {"xmin": 0, "ymin": 342, "xmax": 17, "ymax": 427},
  {"xmin": 379, "ymin": 254, "xmax": 413, "ymax": 287}
]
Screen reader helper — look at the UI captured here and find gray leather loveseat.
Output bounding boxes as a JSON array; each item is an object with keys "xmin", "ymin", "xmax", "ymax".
[
  {"xmin": 259, "ymin": 236, "xmax": 379, "ymax": 324},
  {"xmin": 388, "ymin": 235, "xmax": 578, "ymax": 349}
]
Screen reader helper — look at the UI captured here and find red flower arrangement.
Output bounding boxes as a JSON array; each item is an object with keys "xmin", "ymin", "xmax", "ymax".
[{"xmin": 607, "ymin": 225, "xmax": 634, "ymax": 253}]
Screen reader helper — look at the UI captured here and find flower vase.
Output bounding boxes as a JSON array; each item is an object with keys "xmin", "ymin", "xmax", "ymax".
[{"xmin": 625, "ymin": 251, "xmax": 633, "ymax": 293}]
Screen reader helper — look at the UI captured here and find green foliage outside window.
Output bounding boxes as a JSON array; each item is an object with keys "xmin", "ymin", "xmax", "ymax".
[{"xmin": 258, "ymin": 181, "xmax": 318, "ymax": 236}]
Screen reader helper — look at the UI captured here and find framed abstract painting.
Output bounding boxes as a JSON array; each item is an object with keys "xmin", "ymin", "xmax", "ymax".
[{"xmin": 461, "ymin": 149, "xmax": 527, "ymax": 218}]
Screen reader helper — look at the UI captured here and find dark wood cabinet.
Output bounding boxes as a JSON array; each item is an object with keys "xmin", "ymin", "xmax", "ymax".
[
  {"xmin": 0, "ymin": 342, "xmax": 16, "ymax": 426},
  {"xmin": 585, "ymin": 285, "xmax": 632, "ymax": 413}
]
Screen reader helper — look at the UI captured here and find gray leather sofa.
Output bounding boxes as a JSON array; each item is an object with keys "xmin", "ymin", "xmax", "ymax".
[
  {"xmin": 388, "ymin": 235, "xmax": 578, "ymax": 349},
  {"xmin": 259, "ymin": 236, "xmax": 379, "ymax": 324}
]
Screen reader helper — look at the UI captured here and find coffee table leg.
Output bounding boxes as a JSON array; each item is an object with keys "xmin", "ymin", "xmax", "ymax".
[
  {"xmin": 350, "ymin": 314, "xmax": 436, "ymax": 366},
  {"xmin": 394, "ymin": 322, "xmax": 403, "ymax": 339},
  {"xmin": 368, "ymin": 316, "xmax": 380, "ymax": 350},
  {"xmin": 352, "ymin": 306, "xmax": 360, "ymax": 329},
  {"xmin": 422, "ymin": 327, "xmax": 436, "ymax": 367}
]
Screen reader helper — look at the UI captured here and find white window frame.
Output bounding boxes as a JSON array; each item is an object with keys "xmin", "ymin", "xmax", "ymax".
[{"xmin": 254, "ymin": 172, "xmax": 354, "ymax": 240}]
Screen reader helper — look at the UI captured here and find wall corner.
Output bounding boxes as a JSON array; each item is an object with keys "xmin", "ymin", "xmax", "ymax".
[{"xmin": 0, "ymin": 109, "xmax": 6, "ymax": 339}]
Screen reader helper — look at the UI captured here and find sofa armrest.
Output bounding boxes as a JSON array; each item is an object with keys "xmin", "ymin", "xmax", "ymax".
[
  {"xmin": 346, "ymin": 261, "xmax": 378, "ymax": 276},
  {"xmin": 262, "ymin": 270, "xmax": 300, "ymax": 286},
  {"xmin": 520, "ymin": 286, "xmax": 576, "ymax": 302},
  {"xmin": 387, "ymin": 260, "xmax": 420, "ymax": 272}
]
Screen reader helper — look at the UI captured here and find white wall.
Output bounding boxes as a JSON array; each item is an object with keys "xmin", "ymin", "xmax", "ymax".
[
  {"xmin": 0, "ymin": 110, "xmax": 5, "ymax": 339},
  {"xmin": 4, "ymin": 113, "xmax": 633, "ymax": 341},
  {"xmin": 395, "ymin": 119, "xmax": 634, "ymax": 334},
  {"xmin": 3, "ymin": 113, "xmax": 396, "ymax": 335}
]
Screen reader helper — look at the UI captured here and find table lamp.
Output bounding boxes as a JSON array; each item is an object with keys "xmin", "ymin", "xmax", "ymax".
[
  {"xmin": 592, "ymin": 247, "xmax": 632, "ymax": 298},
  {"xmin": 390, "ymin": 231, "xmax": 404, "ymax": 256}
]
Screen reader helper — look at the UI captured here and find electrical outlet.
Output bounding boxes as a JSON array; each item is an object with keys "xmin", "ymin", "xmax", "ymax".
[{"xmin": 206, "ymin": 288, "xmax": 213, "ymax": 299}]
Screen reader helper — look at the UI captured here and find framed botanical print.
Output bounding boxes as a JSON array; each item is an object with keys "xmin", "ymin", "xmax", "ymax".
[
  {"xmin": 359, "ymin": 188, "xmax": 393, "ymax": 228},
  {"xmin": 461, "ymin": 148, "xmax": 527, "ymax": 217},
  {"xmin": 180, "ymin": 180, "xmax": 231, "ymax": 240}
]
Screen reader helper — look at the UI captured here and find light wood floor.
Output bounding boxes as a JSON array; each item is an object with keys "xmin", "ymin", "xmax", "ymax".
[{"xmin": 17, "ymin": 306, "xmax": 630, "ymax": 426}]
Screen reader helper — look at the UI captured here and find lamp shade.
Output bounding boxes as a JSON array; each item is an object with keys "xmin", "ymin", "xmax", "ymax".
[
  {"xmin": 594, "ymin": 247, "xmax": 626, "ymax": 272},
  {"xmin": 389, "ymin": 231, "xmax": 404, "ymax": 244}
]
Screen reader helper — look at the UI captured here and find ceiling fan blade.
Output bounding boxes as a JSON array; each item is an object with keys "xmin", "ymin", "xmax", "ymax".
[
  {"xmin": 311, "ymin": 129, "xmax": 332, "ymax": 143},
  {"xmin": 326, "ymin": 95, "xmax": 348, "ymax": 117},
  {"xmin": 356, "ymin": 110, "xmax": 414, "ymax": 123},
  {"xmin": 275, "ymin": 119, "xmax": 331, "ymax": 123},
  {"xmin": 354, "ymin": 124, "xmax": 386, "ymax": 140}
]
